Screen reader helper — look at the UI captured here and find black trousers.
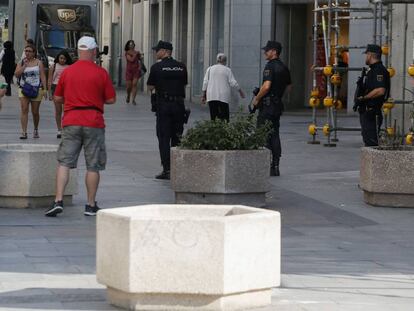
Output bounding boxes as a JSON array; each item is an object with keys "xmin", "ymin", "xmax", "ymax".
[
  {"xmin": 359, "ymin": 110, "xmax": 383, "ymax": 146},
  {"xmin": 156, "ymin": 99, "xmax": 185, "ymax": 171},
  {"xmin": 208, "ymin": 100, "xmax": 229, "ymax": 122},
  {"xmin": 257, "ymin": 111, "xmax": 281, "ymax": 166},
  {"xmin": 4, "ymin": 74, "xmax": 12, "ymax": 96}
]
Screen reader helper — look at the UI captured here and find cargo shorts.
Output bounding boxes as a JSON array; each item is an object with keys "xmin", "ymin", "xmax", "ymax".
[{"xmin": 57, "ymin": 126, "xmax": 106, "ymax": 172}]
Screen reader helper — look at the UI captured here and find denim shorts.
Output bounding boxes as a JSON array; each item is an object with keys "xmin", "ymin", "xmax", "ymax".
[{"xmin": 57, "ymin": 126, "xmax": 106, "ymax": 171}]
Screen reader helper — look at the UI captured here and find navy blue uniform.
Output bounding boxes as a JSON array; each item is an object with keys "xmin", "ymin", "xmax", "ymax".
[
  {"xmin": 360, "ymin": 61, "xmax": 390, "ymax": 146},
  {"xmin": 147, "ymin": 57, "xmax": 188, "ymax": 172},
  {"xmin": 257, "ymin": 58, "xmax": 291, "ymax": 169}
]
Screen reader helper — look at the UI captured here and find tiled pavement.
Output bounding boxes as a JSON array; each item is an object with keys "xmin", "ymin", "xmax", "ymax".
[{"xmin": 0, "ymin": 88, "xmax": 413, "ymax": 310}]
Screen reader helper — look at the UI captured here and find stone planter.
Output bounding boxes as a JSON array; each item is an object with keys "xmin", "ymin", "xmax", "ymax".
[
  {"xmin": 0, "ymin": 144, "xmax": 78, "ymax": 208},
  {"xmin": 171, "ymin": 148, "xmax": 270, "ymax": 207},
  {"xmin": 360, "ymin": 146, "xmax": 414, "ymax": 207},
  {"xmin": 97, "ymin": 204, "xmax": 280, "ymax": 311}
]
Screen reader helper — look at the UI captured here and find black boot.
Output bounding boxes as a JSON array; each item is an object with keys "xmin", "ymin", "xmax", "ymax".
[
  {"xmin": 270, "ymin": 166, "xmax": 280, "ymax": 177},
  {"xmin": 155, "ymin": 168, "xmax": 170, "ymax": 180},
  {"xmin": 270, "ymin": 157, "xmax": 280, "ymax": 177}
]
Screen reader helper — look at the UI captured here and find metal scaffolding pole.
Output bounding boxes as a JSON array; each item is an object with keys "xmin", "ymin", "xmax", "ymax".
[
  {"xmin": 308, "ymin": 0, "xmax": 321, "ymax": 144},
  {"xmin": 307, "ymin": 0, "xmax": 400, "ymax": 146},
  {"xmin": 332, "ymin": 0, "xmax": 340, "ymax": 143},
  {"xmin": 373, "ymin": 1, "xmax": 378, "ymax": 44}
]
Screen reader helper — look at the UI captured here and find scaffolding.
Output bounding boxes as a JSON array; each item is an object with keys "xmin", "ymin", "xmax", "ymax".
[{"xmin": 307, "ymin": 0, "xmax": 414, "ymax": 147}]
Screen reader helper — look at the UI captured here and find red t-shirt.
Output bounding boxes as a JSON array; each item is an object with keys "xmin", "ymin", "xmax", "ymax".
[{"xmin": 55, "ymin": 60, "xmax": 116, "ymax": 128}]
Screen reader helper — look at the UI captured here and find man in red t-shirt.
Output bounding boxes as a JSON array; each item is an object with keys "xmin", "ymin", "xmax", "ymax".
[{"xmin": 45, "ymin": 36, "xmax": 116, "ymax": 217}]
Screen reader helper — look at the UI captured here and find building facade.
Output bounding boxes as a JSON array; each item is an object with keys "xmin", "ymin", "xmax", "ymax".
[{"xmin": 101, "ymin": 0, "xmax": 274, "ymax": 110}]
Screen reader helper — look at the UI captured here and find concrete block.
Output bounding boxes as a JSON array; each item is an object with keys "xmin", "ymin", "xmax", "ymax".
[
  {"xmin": 360, "ymin": 147, "xmax": 414, "ymax": 207},
  {"xmin": 97, "ymin": 204, "xmax": 280, "ymax": 311},
  {"xmin": 0, "ymin": 144, "xmax": 78, "ymax": 208},
  {"xmin": 171, "ymin": 148, "xmax": 270, "ymax": 207}
]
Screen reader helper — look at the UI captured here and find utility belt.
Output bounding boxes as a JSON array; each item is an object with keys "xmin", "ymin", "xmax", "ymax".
[
  {"xmin": 69, "ymin": 106, "xmax": 103, "ymax": 113},
  {"xmin": 259, "ymin": 94, "xmax": 284, "ymax": 116},
  {"xmin": 151, "ymin": 93, "xmax": 191, "ymax": 124},
  {"xmin": 157, "ymin": 93, "xmax": 184, "ymax": 102}
]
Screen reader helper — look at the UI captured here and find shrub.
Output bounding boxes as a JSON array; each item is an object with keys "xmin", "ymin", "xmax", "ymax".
[{"xmin": 179, "ymin": 114, "xmax": 272, "ymax": 150}]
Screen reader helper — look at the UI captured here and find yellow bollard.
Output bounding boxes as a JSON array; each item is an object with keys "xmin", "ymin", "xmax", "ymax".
[
  {"xmin": 323, "ymin": 65, "xmax": 333, "ymax": 77},
  {"xmin": 330, "ymin": 74, "xmax": 341, "ymax": 86},
  {"xmin": 308, "ymin": 124, "xmax": 317, "ymax": 136},
  {"xmin": 309, "ymin": 97, "xmax": 320, "ymax": 108},
  {"xmin": 387, "ymin": 67, "xmax": 396, "ymax": 78},
  {"xmin": 323, "ymin": 96, "xmax": 334, "ymax": 108},
  {"xmin": 406, "ymin": 133, "xmax": 413, "ymax": 145},
  {"xmin": 323, "ymin": 124, "xmax": 330, "ymax": 136},
  {"xmin": 408, "ymin": 64, "xmax": 414, "ymax": 77}
]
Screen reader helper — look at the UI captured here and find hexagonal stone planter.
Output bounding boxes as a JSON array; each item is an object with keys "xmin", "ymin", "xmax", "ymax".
[
  {"xmin": 171, "ymin": 148, "xmax": 271, "ymax": 207},
  {"xmin": 360, "ymin": 146, "xmax": 414, "ymax": 207},
  {"xmin": 97, "ymin": 204, "xmax": 281, "ymax": 311},
  {"xmin": 0, "ymin": 144, "xmax": 78, "ymax": 208}
]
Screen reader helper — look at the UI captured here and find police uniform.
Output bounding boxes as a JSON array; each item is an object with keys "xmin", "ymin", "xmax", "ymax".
[
  {"xmin": 257, "ymin": 41, "xmax": 291, "ymax": 176},
  {"xmin": 359, "ymin": 44, "xmax": 390, "ymax": 146},
  {"xmin": 147, "ymin": 41, "xmax": 188, "ymax": 179}
]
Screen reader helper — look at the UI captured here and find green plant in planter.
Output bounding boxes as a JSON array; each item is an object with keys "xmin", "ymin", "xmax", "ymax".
[{"xmin": 180, "ymin": 114, "xmax": 272, "ymax": 150}]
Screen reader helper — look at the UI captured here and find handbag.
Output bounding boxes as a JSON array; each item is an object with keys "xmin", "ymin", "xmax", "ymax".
[
  {"xmin": 140, "ymin": 60, "xmax": 147, "ymax": 76},
  {"xmin": 21, "ymin": 75, "xmax": 40, "ymax": 98},
  {"xmin": 21, "ymin": 82, "xmax": 40, "ymax": 98},
  {"xmin": 18, "ymin": 59, "xmax": 41, "ymax": 98}
]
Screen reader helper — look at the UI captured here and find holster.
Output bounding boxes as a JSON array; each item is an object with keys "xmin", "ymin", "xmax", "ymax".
[{"xmin": 151, "ymin": 93, "xmax": 157, "ymax": 112}]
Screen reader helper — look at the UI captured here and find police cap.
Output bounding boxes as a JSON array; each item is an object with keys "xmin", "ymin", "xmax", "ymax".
[
  {"xmin": 152, "ymin": 40, "xmax": 173, "ymax": 51},
  {"xmin": 262, "ymin": 40, "xmax": 282, "ymax": 54},
  {"xmin": 363, "ymin": 44, "xmax": 382, "ymax": 55}
]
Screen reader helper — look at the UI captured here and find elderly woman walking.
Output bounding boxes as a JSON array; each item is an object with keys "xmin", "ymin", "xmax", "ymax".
[{"xmin": 202, "ymin": 53, "xmax": 245, "ymax": 121}]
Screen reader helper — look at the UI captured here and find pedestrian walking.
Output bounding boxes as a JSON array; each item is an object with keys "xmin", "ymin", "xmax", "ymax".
[
  {"xmin": 48, "ymin": 50, "xmax": 73, "ymax": 138},
  {"xmin": 252, "ymin": 41, "xmax": 292, "ymax": 177},
  {"xmin": 201, "ymin": 53, "xmax": 245, "ymax": 121},
  {"xmin": 124, "ymin": 40, "xmax": 142, "ymax": 105},
  {"xmin": 14, "ymin": 44, "xmax": 47, "ymax": 140},
  {"xmin": 147, "ymin": 40, "xmax": 188, "ymax": 180},
  {"xmin": 0, "ymin": 41, "xmax": 16, "ymax": 96},
  {"xmin": 353, "ymin": 44, "xmax": 390, "ymax": 146},
  {"xmin": 44, "ymin": 36, "xmax": 116, "ymax": 217}
]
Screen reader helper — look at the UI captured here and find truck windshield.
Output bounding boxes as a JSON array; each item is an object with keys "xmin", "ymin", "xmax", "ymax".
[
  {"xmin": 43, "ymin": 30, "xmax": 74, "ymax": 49},
  {"xmin": 43, "ymin": 30, "xmax": 96, "ymax": 49}
]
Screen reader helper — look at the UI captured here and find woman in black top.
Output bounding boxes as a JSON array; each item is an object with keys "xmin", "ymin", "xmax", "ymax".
[{"xmin": 1, "ymin": 41, "xmax": 16, "ymax": 96}]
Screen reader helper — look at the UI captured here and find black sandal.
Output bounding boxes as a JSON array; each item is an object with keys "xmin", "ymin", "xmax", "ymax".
[{"xmin": 19, "ymin": 132, "xmax": 27, "ymax": 140}]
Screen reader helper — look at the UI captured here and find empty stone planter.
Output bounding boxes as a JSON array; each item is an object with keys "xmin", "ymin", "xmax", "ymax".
[
  {"xmin": 171, "ymin": 148, "xmax": 271, "ymax": 207},
  {"xmin": 97, "ymin": 204, "xmax": 280, "ymax": 311},
  {"xmin": 0, "ymin": 144, "xmax": 78, "ymax": 208},
  {"xmin": 360, "ymin": 146, "xmax": 414, "ymax": 207}
]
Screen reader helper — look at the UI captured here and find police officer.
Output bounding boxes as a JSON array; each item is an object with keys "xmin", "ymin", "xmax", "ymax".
[
  {"xmin": 147, "ymin": 40, "xmax": 188, "ymax": 180},
  {"xmin": 353, "ymin": 44, "xmax": 390, "ymax": 146},
  {"xmin": 253, "ymin": 41, "xmax": 292, "ymax": 176}
]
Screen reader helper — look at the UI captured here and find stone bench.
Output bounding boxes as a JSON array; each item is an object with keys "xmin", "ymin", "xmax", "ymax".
[
  {"xmin": 97, "ymin": 204, "xmax": 280, "ymax": 311},
  {"xmin": 0, "ymin": 144, "xmax": 78, "ymax": 208}
]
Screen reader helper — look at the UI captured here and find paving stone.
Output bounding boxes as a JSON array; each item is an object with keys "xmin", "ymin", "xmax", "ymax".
[{"xmin": 0, "ymin": 90, "xmax": 413, "ymax": 310}]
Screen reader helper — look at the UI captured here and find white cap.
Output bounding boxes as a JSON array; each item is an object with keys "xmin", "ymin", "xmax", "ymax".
[{"xmin": 77, "ymin": 36, "xmax": 97, "ymax": 50}]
